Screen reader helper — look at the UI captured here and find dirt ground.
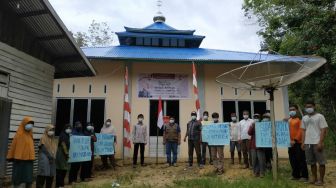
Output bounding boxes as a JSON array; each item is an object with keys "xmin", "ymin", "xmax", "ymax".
[{"xmin": 66, "ymin": 158, "xmax": 336, "ymax": 188}]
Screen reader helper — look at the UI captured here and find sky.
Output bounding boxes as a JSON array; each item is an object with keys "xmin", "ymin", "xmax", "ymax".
[{"xmin": 49, "ymin": 0, "xmax": 262, "ymax": 52}]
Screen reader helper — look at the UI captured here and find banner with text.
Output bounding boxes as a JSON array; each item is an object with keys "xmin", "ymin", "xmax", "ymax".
[
  {"xmin": 68, "ymin": 136, "xmax": 92, "ymax": 163},
  {"xmin": 255, "ymin": 121, "xmax": 290, "ymax": 148},
  {"xmin": 94, "ymin": 133, "xmax": 115, "ymax": 155},
  {"xmin": 201, "ymin": 123, "xmax": 230, "ymax": 146},
  {"xmin": 137, "ymin": 73, "xmax": 189, "ymax": 99}
]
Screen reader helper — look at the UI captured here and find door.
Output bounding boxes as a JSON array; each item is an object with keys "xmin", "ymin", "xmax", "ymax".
[
  {"xmin": 149, "ymin": 100, "xmax": 179, "ymax": 157},
  {"xmin": 0, "ymin": 97, "xmax": 12, "ymax": 183}
]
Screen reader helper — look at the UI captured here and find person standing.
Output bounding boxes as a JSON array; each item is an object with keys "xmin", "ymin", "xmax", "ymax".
[
  {"xmin": 163, "ymin": 116, "xmax": 181, "ymax": 167},
  {"xmin": 230, "ymin": 113, "xmax": 241, "ymax": 165},
  {"xmin": 239, "ymin": 110, "xmax": 253, "ymax": 169},
  {"xmin": 248, "ymin": 114, "xmax": 266, "ymax": 177},
  {"xmin": 262, "ymin": 112, "xmax": 273, "ymax": 171},
  {"xmin": 82, "ymin": 122, "xmax": 97, "ymax": 180},
  {"xmin": 210, "ymin": 112, "xmax": 225, "ymax": 175},
  {"xmin": 301, "ymin": 101, "xmax": 328, "ymax": 186},
  {"xmin": 68, "ymin": 121, "xmax": 85, "ymax": 184},
  {"xmin": 36, "ymin": 125, "xmax": 58, "ymax": 188},
  {"xmin": 56, "ymin": 124, "xmax": 72, "ymax": 188},
  {"xmin": 132, "ymin": 114, "xmax": 148, "ymax": 168},
  {"xmin": 100, "ymin": 119, "xmax": 117, "ymax": 170},
  {"xmin": 288, "ymin": 104, "xmax": 308, "ymax": 182},
  {"xmin": 7, "ymin": 117, "xmax": 35, "ymax": 188},
  {"xmin": 200, "ymin": 111, "xmax": 213, "ymax": 165},
  {"xmin": 184, "ymin": 111, "xmax": 203, "ymax": 168}
]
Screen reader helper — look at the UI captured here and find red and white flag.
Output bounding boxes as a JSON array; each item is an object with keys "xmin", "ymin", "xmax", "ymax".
[
  {"xmin": 192, "ymin": 62, "xmax": 201, "ymax": 120},
  {"xmin": 157, "ymin": 96, "xmax": 164, "ymax": 129},
  {"xmin": 123, "ymin": 66, "xmax": 131, "ymax": 158}
]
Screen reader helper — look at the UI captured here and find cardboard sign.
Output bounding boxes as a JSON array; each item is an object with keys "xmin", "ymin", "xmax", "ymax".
[
  {"xmin": 69, "ymin": 136, "xmax": 92, "ymax": 163},
  {"xmin": 255, "ymin": 121, "xmax": 290, "ymax": 148},
  {"xmin": 201, "ymin": 123, "xmax": 230, "ymax": 146},
  {"xmin": 94, "ymin": 133, "xmax": 115, "ymax": 155}
]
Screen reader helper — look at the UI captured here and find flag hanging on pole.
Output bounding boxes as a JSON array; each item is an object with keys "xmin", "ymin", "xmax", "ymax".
[
  {"xmin": 192, "ymin": 62, "xmax": 201, "ymax": 120},
  {"xmin": 123, "ymin": 66, "xmax": 131, "ymax": 158},
  {"xmin": 157, "ymin": 96, "xmax": 164, "ymax": 129}
]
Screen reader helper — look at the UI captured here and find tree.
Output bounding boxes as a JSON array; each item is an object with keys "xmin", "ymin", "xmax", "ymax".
[
  {"xmin": 72, "ymin": 20, "xmax": 114, "ymax": 47},
  {"xmin": 243, "ymin": 0, "xmax": 336, "ymax": 149}
]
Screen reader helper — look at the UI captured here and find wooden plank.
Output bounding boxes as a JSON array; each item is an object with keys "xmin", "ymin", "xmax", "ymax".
[
  {"xmin": 8, "ymin": 91, "xmax": 52, "ymax": 106},
  {"xmin": 10, "ymin": 80, "xmax": 52, "ymax": 97},
  {"xmin": 10, "ymin": 76, "xmax": 53, "ymax": 94},
  {"xmin": 11, "ymin": 98, "xmax": 52, "ymax": 111},
  {"xmin": 11, "ymin": 103, "xmax": 52, "ymax": 115},
  {"xmin": 0, "ymin": 53, "xmax": 54, "ymax": 85},
  {"xmin": 0, "ymin": 42, "xmax": 54, "ymax": 74},
  {"xmin": 10, "ymin": 108, "xmax": 52, "ymax": 119},
  {"xmin": 9, "ymin": 87, "xmax": 52, "ymax": 102}
]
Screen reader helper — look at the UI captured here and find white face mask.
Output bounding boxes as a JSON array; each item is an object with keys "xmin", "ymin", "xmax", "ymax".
[
  {"xmin": 47, "ymin": 131, "xmax": 54, "ymax": 136},
  {"xmin": 65, "ymin": 128, "xmax": 72, "ymax": 134},
  {"xmin": 203, "ymin": 115, "xmax": 208, "ymax": 120},
  {"xmin": 191, "ymin": 116, "xmax": 197, "ymax": 120},
  {"xmin": 254, "ymin": 119, "xmax": 260, "ymax": 123},
  {"xmin": 305, "ymin": 108, "xmax": 314, "ymax": 114},
  {"xmin": 243, "ymin": 115, "xmax": 249, "ymax": 119},
  {"xmin": 25, "ymin": 124, "xmax": 33, "ymax": 131},
  {"xmin": 87, "ymin": 126, "xmax": 94, "ymax": 131},
  {"xmin": 106, "ymin": 122, "xmax": 111, "ymax": 126},
  {"xmin": 213, "ymin": 118, "xmax": 219, "ymax": 122},
  {"xmin": 231, "ymin": 117, "xmax": 237, "ymax": 121},
  {"xmin": 169, "ymin": 119, "xmax": 175, "ymax": 124},
  {"xmin": 138, "ymin": 118, "xmax": 144, "ymax": 123}
]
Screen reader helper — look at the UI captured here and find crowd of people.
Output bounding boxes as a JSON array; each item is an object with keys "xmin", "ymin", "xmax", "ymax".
[{"xmin": 6, "ymin": 100, "xmax": 328, "ymax": 187}]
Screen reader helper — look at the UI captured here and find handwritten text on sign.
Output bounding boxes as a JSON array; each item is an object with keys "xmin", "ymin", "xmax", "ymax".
[
  {"xmin": 202, "ymin": 123, "xmax": 230, "ymax": 146},
  {"xmin": 94, "ymin": 133, "xmax": 115, "ymax": 155},
  {"xmin": 255, "ymin": 121, "xmax": 290, "ymax": 148},
  {"xmin": 69, "ymin": 136, "xmax": 92, "ymax": 163}
]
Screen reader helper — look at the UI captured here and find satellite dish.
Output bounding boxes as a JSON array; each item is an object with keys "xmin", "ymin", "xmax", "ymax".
[{"xmin": 215, "ymin": 55, "xmax": 326, "ymax": 181}]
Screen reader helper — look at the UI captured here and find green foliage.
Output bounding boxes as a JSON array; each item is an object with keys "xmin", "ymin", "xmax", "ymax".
[
  {"xmin": 243, "ymin": 0, "xmax": 336, "ymax": 150},
  {"xmin": 72, "ymin": 20, "xmax": 114, "ymax": 47}
]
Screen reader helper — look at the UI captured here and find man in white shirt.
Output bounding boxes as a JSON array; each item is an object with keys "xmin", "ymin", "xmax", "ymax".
[
  {"xmin": 301, "ymin": 101, "xmax": 328, "ymax": 186},
  {"xmin": 239, "ymin": 110, "xmax": 254, "ymax": 169},
  {"xmin": 230, "ymin": 113, "xmax": 241, "ymax": 165}
]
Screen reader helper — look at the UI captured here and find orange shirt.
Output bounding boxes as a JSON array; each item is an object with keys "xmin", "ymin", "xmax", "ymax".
[{"xmin": 289, "ymin": 117, "xmax": 302, "ymax": 143}]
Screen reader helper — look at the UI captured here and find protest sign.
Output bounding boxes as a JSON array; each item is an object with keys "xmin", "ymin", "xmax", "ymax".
[
  {"xmin": 68, "ymin": 136, "xmax": 92, "ymax": 163},
  {"xmin": 201, "ymin": 123, "xmax": 230, "ymax": 145},
  {"xmin": 94, "ymin": 133, "xmax": 115, "ymax": 155},
  {"xmin": 255, "ymin": 121, "xmax": 290, "ymax": 148}
]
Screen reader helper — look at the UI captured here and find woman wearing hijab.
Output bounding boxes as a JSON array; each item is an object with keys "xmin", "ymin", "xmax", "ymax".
[
  {"xmin": 7, "ymin": 117, "xmax": 35, "ymax": 188},
  {"xmin": 82, "ymin": 122, "xmax": 97, "ymax": 180},
  {"xmin": 68, "ymin": 121, "xmax": 85, "ymax": 184},
  {"xmin": 55, "ymin": 124, "xmax": 72, "ymax": 188},
  {"xmin": 100, "ymin": 119, "xmax": 117, "ymax": 170},
  {"xmin": 36, "ymin": 125, "xmax": 58, "ymax": 188}
]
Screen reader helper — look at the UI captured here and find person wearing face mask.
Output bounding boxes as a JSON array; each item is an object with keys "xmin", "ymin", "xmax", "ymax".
[
  {"xmin": 7, "ymin": 117, "xmax": 35, "ymax": 188},
  {"xmin": 68, "ymin": 121, "xmax": 85, "ymax": 184},
  {"xmin": 248, "ymin": 114, "xmax": 266, "ymax": 178},
  {"xmin": 210, "ymin": 112, "xmax": 225, "ymax": 175},
  {"xmin": 239, "ymin": 110, "xmax": 253, "ymax": 169},
  {"xmin": 36, "ymin": 125, "xmax": 58, "ymax": 188},
  {"xmin": 82, "ymin": 122, "xmax": 97, "ymax": 180},
  {"xmin": 56, "ymin": 124, "xmax": 72, "ymax": 188},
  {"xmin": 184, "ymin": 111, "xmax": 203, "ymax": 169},
  {"xmin": 262, "ymin": 111, "xmax": 273, "ymax": 171},
  {"xmin": 229, "ymin": 113, "xmax": 241, "ymax": 165},
  {"xmin": 200, "ymin": 111, "xmax": 213, "ymax": 165},
  {"xmin": 301, "ymin": 101, "xmax": 328, "ymax": 186},
  {"xmin": 287, "ymin": 105, "xmax": 308, "ymax": 182},
  {"xmin": 163, "ymin": 116, "xmax": 181, "ymax": 167},
  {"xmin": 132, "ymin": 114, "xmax": 148, "ymax": 168},
  {"xmin": 100, "ymin": 119, "xmax": 117, "ymax": 170}
]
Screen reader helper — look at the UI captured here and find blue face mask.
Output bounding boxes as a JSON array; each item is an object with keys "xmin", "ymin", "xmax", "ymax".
[
  {"xmin": 289, "ymin": 111, "xmax": 296, "ymax": 117},
  {"xmin": 305, "ymin": 108, "xmax": 314, "ymax": 114},
  {"xmin": 25, "ymin": 124, "xmax": 33, "ymax": 131},
  {"xmin": 262, "ymin": 118, "xmax": 270, "ymax": 122}
]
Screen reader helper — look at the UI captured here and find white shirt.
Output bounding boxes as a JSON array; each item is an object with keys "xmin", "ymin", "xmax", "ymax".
[
  {"xmin": 301, "ymin": 113, "xmax": 328, "ymax": 145},
  {"xmin": 239, "ymin": 118, "xmax": 253, "ymax": 140}
]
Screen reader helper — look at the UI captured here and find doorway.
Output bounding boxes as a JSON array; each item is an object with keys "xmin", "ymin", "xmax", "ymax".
[{"xmin": 149, "ymin": 100, "xmax": 179, "ymax": 157}]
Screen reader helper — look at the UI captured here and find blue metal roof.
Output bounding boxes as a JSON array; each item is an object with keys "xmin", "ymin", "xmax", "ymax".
[
  {"xmin": 82, "ymin": 45, "xmax": 288, "ymax": 63},
  {"xmin": 116, "ymin": 32, "xmax": 205, "ymax": 39},
  {"xmin": 124, "ymin": 22, "xmax": 195, "ymax": 35}
]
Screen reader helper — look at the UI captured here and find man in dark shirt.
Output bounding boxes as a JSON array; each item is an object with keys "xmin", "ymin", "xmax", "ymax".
[{"xmin": 184, "ymin": 111, "xmax": 203, "ymax": 168}]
